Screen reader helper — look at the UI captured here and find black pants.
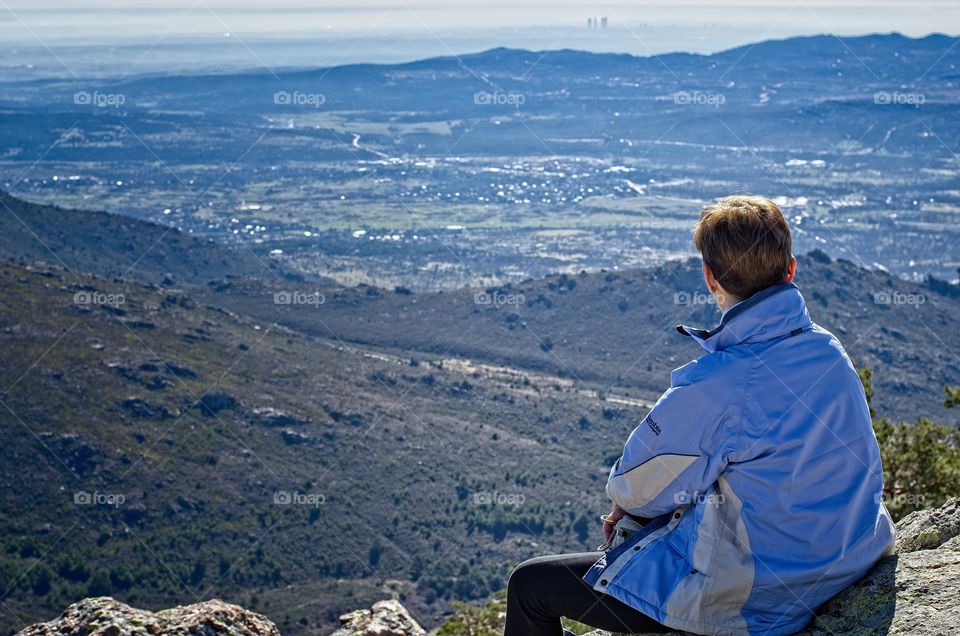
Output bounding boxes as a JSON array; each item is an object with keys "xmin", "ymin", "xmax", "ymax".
[{"xmin": 504, "ymin": 552, "xmax": 669, "ymax": 636}]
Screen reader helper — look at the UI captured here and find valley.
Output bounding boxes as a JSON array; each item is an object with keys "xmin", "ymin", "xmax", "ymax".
[
  {"xmin": 1, "ymin": 34, "xmax": 959, "ymax": 290},
  {"xmin": 2, "ymin": 30, "xmax": 960, "ymax": 635}
]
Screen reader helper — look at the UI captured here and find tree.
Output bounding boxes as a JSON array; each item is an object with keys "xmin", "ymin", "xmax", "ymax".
[
  {"xmin": 860, "ymin": 369, "xmax": 960, "ymax": 519},
  {"xmin": 856, "ymin": 367, "xmax": 875, "ymax": 417},
  {"xmin": 87, "ymin": 568, "xmax": 112, "ymax": 596},
  {"xmin": 437, "ymin": 590, "xmax": 506, "ymax": 636},
  {"xmin": 437, "ymin": 590, "xmax": 597, "ymax": 635},
  {"xmin": 368, "ymin": 539, "xmax": 384, "ymax": 568},
  {"xmin": 491, "ymin": 516, "xmax": 507, "ymax": 543},
  {"xmin": 572, "ymin": 514, "xmax": 590, "ymax": 543},
  {"xmin": 31, "ymin": 565, "xmax": 52, "ymax": 596},
  {"xmin": 189, "ymin": 559, "xmax": 206, "ymax": 586},
  {"xmin": 945, "ymin": 385, "xmax": 960, "ymax": 409}
]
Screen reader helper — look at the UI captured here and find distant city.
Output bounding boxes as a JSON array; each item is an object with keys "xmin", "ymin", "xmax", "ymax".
[{"xmin": 586, "ymin": 16, "xmax": 609, "ymax": 30}]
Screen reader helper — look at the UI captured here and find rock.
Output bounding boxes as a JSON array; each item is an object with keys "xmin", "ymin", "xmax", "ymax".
[
  {"xmin": 325, "ymin": 407, "xmax": 365, "ymax": 427},
  {"xmin": 16, "ymin": 596, "xmax": 280, "ymax": 636},
  {"xmin": 110, "ymin": 364, "xmax": 174, "ymax": 390},
  {"xmin": 253, "ymin": 406, "xmax": 308, "ymax": 427},
  {"xmin": 23, "ymin": 500, "xmax": 959, "ymax": 636},
  {"xmin": 332, "ymin": 599, "xmax": 426, "ymax": 636},
  {"xmin": 803, "ymin": 498, "xmax": 960, "ymax": 636},
  {"xmin": 582, "ymin": 497, "xmax": 960, "ymax": 636},
  {"xmin": 893, "ymin": 498, "xmax": 960, "ymax": 553},
  {"xmin": 166, "ymin": 363, "xmax": 198, "ymax": 379},
  {"xmin": 120, "ymin": 397, "xmax": 175, "ymax": 419},
  {"xmin": 195, "ymin": 392, "xmax": 238, "ymax": 416},
  {"xmin": 124, "ymin": 319, "xmax": 157, "ymax": 329},
  {"xmin": 281, "ymin": 429, "xmax": 310, "ymax": 445},
  {"xmin": 43, "ymin": 432, "xmax": 102, "ymax": 477}
]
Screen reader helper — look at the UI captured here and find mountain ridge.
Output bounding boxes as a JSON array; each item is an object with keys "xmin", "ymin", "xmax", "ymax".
[
  {"xmin": 1, "ymin": 192, "xmax": 957, "ymax": 424},
  {"xmin": 50, "ymin": 32, "xmax": 960, "ymax": 85},
  {"xmin": 0, "ymin": 191, "xmax": 322, "ymax": 288}
]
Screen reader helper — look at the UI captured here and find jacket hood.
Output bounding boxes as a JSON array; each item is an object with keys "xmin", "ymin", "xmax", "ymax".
[{"xmin": 676, "ymin": 282, "xmax": 812, "ymax": 353}]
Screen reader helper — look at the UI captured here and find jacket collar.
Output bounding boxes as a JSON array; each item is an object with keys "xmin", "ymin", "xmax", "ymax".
[{"xmin": 676, "ymin": 282, "xmax": 812, "ymax": 353}]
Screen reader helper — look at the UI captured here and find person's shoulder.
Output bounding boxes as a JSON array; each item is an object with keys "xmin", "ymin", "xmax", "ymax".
[
  {"xmin": 671, "ymin": 349, "xmax": 752, "ymax": 387},
  {"xmin": 808, "ymin": 322, "xmax": 853, "ymax": 357}
]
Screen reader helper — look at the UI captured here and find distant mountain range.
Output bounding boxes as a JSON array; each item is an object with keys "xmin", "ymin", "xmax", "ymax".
[
  {"xmin": 11, "ymin": 32, "xmax": 958, "ymax": 159},
  {"xmin": 3, "ymin": 32, "xmax": 958, "ymax": 287}
]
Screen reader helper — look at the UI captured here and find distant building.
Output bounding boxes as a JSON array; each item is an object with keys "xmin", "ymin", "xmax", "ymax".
[{"xmin": 587, "ymin": 17, "xmax": 609, "ymax": 30}]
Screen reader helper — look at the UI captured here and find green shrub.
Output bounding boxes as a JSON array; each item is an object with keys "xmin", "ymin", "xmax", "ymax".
[{"xmin": 861, "ymin": 371, "xmax": 960, "ymax": 519}]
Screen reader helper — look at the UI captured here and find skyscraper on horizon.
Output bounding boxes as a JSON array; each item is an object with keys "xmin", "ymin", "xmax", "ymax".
[{"xmin": 587, "ymin": 17, "xmax": 608, "ymax": 30}]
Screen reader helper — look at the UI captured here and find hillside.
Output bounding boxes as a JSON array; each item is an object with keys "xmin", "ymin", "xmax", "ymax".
[
  {"xmin": 209, "ymin": 252, "xmax": 960, "ymax": 425},
  {"xmin": 0, "ymin": 192, "xmax": 318, "ymax": 287},
  {"xmin": 0, "ymin": 195, "xmax": 958, "ymax": 635},
  {"xmin": 3, "ymin": 193, "xmax": 958, "ymax": 425},
  {"xmin": 0, "ymin": 261, "xmax": 650, "ymax": 635},
  {"xmin": 2, "ymin": 191, "xmax": 957, "ymax": 422}
]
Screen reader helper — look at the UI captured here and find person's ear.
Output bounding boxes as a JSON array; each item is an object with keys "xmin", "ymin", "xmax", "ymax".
[
  {"xmin": 703, "ymin": 261, "xmax": 719, "ymax": 294},
  {"xmin": 785, "ymin": 255, "xmax": 797, "ymax": 283}
]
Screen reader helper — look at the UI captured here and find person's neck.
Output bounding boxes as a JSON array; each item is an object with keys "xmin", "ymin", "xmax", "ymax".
[{"xmin": 718, "ymin": 295, "xmax": 743, "ymax": 314}]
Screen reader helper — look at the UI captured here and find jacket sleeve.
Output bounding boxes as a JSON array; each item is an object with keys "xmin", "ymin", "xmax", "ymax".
[{"xmin": 606, "ymin": 364, "xmax": 736, "ymax": 517}]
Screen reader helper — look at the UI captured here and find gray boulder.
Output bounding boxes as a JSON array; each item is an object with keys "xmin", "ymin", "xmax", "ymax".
[
  {"xmin": 16, "ymin": 597, "xmax": 280, "ymax": 636},
  {"xmin": 331, "ymin": 599, "xmax": 426, "ymax": 636}
]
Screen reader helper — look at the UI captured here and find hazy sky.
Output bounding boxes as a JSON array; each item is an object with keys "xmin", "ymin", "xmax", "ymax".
[
  {"xmin": 1, "ymin": 1, "xmax": 958, "ymax": 76},
  {"xmin": 5, "ymin": 1, "xmax": 958, "ymax": 38}
]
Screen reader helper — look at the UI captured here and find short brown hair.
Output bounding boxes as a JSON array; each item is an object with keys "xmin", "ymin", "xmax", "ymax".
[{"xmin": 693, "ymin": 195, "xmax": 792, "ymax": 300}]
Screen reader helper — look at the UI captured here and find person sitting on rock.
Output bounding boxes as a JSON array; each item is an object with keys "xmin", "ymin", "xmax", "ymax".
[{"xmin": 505, "ymin": 195, "xmax": 896, "ymax": 636}]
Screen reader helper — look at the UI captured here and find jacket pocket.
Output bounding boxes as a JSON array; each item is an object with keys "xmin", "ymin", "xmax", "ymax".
[{"xmin": 666, "ymin": 531, "xmax": 713, "ymax": 577}]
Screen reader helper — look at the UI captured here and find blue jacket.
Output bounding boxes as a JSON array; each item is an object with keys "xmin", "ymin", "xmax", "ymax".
[{"xmin": 584, "ymin": 282, "xmax": 895, "ymax": 635}]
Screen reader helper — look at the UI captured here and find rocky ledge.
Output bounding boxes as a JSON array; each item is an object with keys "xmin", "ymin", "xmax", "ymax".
[
  {"xmin": 331, "ymin": 599, "xmax": 426, "ymax": 636},
  {"xmin": 17, "ymin": 498, "xmax": 960, "ymax": 636},
  {"xmin": 16, "ymin": 597, "xmax": 280, "ymax": 636}
]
